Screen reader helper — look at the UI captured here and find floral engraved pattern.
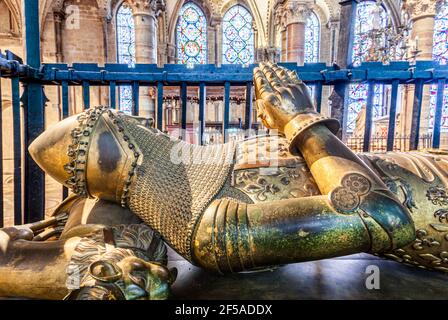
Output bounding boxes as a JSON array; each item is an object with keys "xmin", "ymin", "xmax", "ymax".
[
  {"xmin": 412, "ymin": 229, "xmax": 441, "ymax": 250},
  {"xmin": 234, "ymin": 166, "xmax": 319, "ymax": 203},
  {"xmin": 245, "ymin": 178, "xmax": 280, "ymax": 201},
  {"xmin": 434, "ymin": 209, "xmax": 448, "ymax": 223},
  {"xmin": 330, "ymin": 173, "xmax": 371, "ymax": 214},
  {"xmin": 383, "ymin": 177, "xmax": 417, "ymax": 211},
  {"xmin": 330, "ymin": 187, "xmax": 359, "ymax": 212},
  {"xmin": 342, "ymin": 174, "xmax": 371, "ymax": 195},
  {"xmin": 426, "ymin": 186, "xmax": 448, "ymax": 206}
]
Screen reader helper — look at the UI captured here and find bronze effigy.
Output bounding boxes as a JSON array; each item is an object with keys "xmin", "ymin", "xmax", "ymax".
[{"xmin": 0, "ymin": 63, "xmax": 447, "ymax": 300}]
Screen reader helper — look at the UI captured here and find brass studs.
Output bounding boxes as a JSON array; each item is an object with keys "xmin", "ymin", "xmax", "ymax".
[{"xmin": 64, "ymin": 106, "xmax": 108, "ymax": 197}]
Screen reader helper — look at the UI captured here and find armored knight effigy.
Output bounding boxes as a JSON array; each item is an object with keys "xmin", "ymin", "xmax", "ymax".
[{"xmin": 0, "ymin": 63, "xmax": 447, "ymax": 300}]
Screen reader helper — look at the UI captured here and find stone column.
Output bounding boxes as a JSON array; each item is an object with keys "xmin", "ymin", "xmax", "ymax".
[
  {"xmin": 157, "ymin": 10, "xmax": 167, "ymax": 66},
  {"xmin": 405, "ymin": 0, "xmax": 437, "ymax": 60},
  {"xmin": 328, "ymin": 18, "xmax": 340, "ymax": 65},
  {"xmin": 253, "ymin": 22, "xmax": 259, "ymax": 63},
  {"xmin": 209, "ymin": 24, "xmax": 216, "ymax": 64},
  {"xmin": 274, "ymin": 4, "xmax": 287, "ymax": 62},
  {"xmin": 128, "ymin": 0, "xmax": 158, "ymax": 63},
  {"xmin": 53, "ymin": 11, "xmax": 64, "ymax": 62},
  {"xmin": 212, "ymin": 17, "xmax": 222, "ymax": 66},
  {"xmin": 328, "ymin": 0, "xmax": 359, "ymax": 140},
  {"xmin": 127, "ymin": 0, "xmax": 163, "ymax": 117},
  {"xmin": 167, "ymin": 43, "xmax": 176, "ymax": 63},
  {"xmin": 275, "ymin": 0, "xmax": 312, "ymax": 65},
  {"xmin": 281, "ymin": 27, "xmax": 287, "ymax": 61},
  {"xmin": 400, "ymin": 0, "xmax": 436, "ymax": 141}
]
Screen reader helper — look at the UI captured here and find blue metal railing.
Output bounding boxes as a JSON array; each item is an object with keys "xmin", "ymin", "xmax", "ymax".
[{"xmin": 1, "ymin": 49, "xmax": 448, "ymax": 226}]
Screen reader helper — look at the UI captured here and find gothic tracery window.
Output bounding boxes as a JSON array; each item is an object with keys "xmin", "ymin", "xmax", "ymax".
[
  {"xmin": 176, "ymin": 2, "xmax": 208, "ymax": 65},
  {"xmin": 222, "ymin": 4, "xmax": 254, "ymax": 65},
  {"xmin": 304, "ymin": 11, "xmax": 320, "ymax": 63},
  {"xmin": 116, "ymin": 2, "xmax": 136, "ymax": 114},
  {"xmin": 346, "ymin": 1, "xmax": 387, "ymax": 134},
  {"xmin": 429, "ymin": 1, "xmax": 448, "ymax": 131}
]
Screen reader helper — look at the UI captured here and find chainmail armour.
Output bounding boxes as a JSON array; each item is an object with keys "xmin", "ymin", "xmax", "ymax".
[{"xmin": 121, "ymin": 117, "xmax": 236, "ymax": 261}]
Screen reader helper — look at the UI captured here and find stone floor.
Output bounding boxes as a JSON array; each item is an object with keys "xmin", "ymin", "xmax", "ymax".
[{"xmin": 167, "ymin": 249, "xmax": 448, "ymax": 300}]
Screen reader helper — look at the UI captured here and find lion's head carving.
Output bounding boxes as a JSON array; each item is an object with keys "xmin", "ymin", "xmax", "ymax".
[{"xmin": 65, "ymin": 224, "xmax": 177, "ymax": 300}]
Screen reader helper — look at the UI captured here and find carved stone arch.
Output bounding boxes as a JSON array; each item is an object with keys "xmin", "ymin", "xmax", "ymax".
[
  {"xmin": 168, "ymin": 0, "xmax": 213, "ymax": 46},
  {"xmin": 317, "ymin": 0, "xmax": 340, "ymax": 22},
  {"xmin": 97, "ymin": 0, "xmax": 114, "ymax": 19},
  {"xmin": 380, "ymin": 0, "xmax": 402, "ymax": 30},
  {"xmin": 111, "ymin": 0, "xmax": 129, "ymax": 21},
  {"xmin": 314, "ymin": 0, "xmax": 332, "ymax": 24},
  {"xmin": 46, "ymin": 0, "xmax": 111, "ymax": 16},
  {"xmin": 41, "ymin": 0, "xmax": 108, "ymax": 35},
  {"xmin": 1, "ymin": 0, "xmax": 22, "ymax": 35},
  {"xmin": 160, "ymin": 12, "xmax": 169, "ymax": 52},
  {"xmin": 266, "ymin": 0, "xmax": 281, "ymax": 48},
  {"xmin": 40, "ymin": 0, "xmax": 66, "ymax": 35},
  {"xmin": 51, "ymin": 0, "xmax": 65, "ymax": 12}
]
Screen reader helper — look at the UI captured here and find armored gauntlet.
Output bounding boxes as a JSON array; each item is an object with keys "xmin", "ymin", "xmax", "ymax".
[{"xmin": 254, "ymin": 63, "xmax": 339, "ymax": 154}]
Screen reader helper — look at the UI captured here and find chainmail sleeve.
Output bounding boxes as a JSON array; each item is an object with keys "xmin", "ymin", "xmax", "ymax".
[{"xmin": 120, "ymin": 117, "xmax": 236, "ymax": 261}]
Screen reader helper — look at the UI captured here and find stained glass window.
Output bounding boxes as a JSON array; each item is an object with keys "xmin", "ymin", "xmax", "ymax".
[
  {"xmin": 433, "ymin": 2, "xmax": 448, "ymax": 64},
  {"xmin": 304, "ymin": 11, "xmax": 320, "ymax": 63},
  {"xmin": 176, "ymin": 2, "xmax": 207, "ymax": 65},
  {"xmin": 346, "ymin": 1, "xmax": 387, "ymax": 134},
  {"xmin": 429, "ymin": 1, "xmax": 448, "ymax": 132},
  {"xmin": 116, "ymin": 3, "xmax": 135, "ymax": 114},
  {"xmin": 222, "ymin": 5, "xmax": 254, "ymax": 65}
]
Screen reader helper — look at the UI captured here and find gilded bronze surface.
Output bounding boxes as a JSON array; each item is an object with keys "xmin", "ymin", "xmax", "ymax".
[{"xmin": 0, "ymin": 63, "xmax": 447, "ymax": 300}]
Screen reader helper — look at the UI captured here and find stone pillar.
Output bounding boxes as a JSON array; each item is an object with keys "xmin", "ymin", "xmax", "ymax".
[
  {"xmin": 253, "ymin": 22, "xmax": 259, "ymax": 63},
  {"xmin": 53, "ymin": 11, "xmax": 64, "ymax": 62},
  {"xmin": 157, "ymin": 18, "xmax": 165, "ymax": 66},
  {"xmin": 281, "ymin": 27, "xmax": 287, "ymax": 61},
  {"xmin": 275, "ymin": 0, "xmax": 312, "ymax": 65},
  {"xmin": 167, "ymin": 43, "xmax": 176, "ymax": 63},
  {"xmin": 274, "ymin": 5, "xmax": 287, "ymax": 62},
  {"xmin": 329, "ymin": 0, "xmax": 359, "ymax": 140},
  {"xmin": 128, "ymin": 0, "xmax": 163, "ymax": 117},
  {"xmin": 400, "ymin": 0, "xmax": 436, "ymax": 140},
  {"xmin": 286, "ymin": 22, "xmax": 305, "ymax": 64},
  {"xmin": 328, "ymin": 18, "xmax": 340, "ymax": 64},
  {"xmin": 405, "ymin": 0, "xmax": 437, "ymax": 60},
  {"xmin": 128, "ymin": 0, "xmax": 158, "ymax": 63},
  {"xmin": 212, "ymin": 17, "xmax": 222, "ymax": 66},
  {"xmin": 208, "ymin": 24, "xmax": 216, "ymax": 64}
]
